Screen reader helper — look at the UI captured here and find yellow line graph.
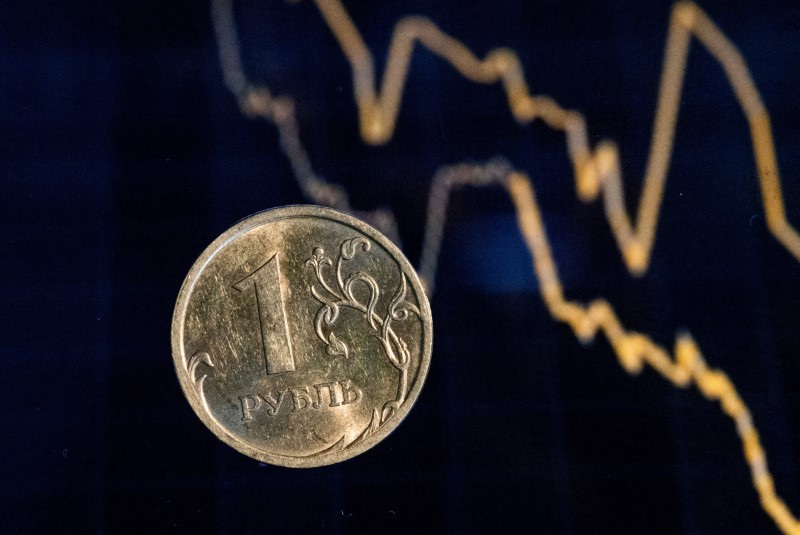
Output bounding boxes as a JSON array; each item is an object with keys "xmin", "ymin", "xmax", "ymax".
[
  {"xmin": 211, "ymin": 0, "xmax": 799, "ymax": 532},
  {"xmin": 312, "ymin": 0, "xmax": 800, "ymax": 275}
]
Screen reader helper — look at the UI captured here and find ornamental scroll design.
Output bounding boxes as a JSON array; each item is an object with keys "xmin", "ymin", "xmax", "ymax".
[
  {"xmin": 305, "ymin": 237, "xmax": 420, "ymax": 442},
  {"xmin": 186, "ymin": 351, "xmax": 215, "ymax": 409}
]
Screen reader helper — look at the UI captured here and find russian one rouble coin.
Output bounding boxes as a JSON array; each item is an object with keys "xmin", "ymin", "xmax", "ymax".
[{"xmin": 171, "ymin": 205, "xmax": 432, "ymax": 467}]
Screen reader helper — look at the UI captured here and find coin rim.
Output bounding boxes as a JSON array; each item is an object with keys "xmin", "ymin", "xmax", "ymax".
[{"xmin": 171, "ymin": 205, "xmax": 433, "ymax": 468}]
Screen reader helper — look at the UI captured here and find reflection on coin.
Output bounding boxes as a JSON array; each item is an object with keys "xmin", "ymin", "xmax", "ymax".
[{"xmin": 171, "ymin": 205, "xmax": 432, "ymax": 467}]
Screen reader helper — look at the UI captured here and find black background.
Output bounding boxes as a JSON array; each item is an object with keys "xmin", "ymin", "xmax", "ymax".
[{"xmin": 2, "ymin": 0, "xmax": 800, "ymax": 533}]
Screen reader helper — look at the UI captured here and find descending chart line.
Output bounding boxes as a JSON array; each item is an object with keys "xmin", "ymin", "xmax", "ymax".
[
  {"xmin": 210, "ymin": 0, "xmax": 799, "ymax": 532},
  {"xmin": 311, "ymin": 0, "xmax": 800, "ymax": 275}
]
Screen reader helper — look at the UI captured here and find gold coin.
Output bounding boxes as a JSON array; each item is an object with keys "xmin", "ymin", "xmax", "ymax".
[{"xmin": 171, "ymin": 205, "xmax": 432, "ymax": 467}]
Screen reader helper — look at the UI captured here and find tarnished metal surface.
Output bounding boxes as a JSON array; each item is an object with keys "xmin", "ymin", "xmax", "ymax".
[{"xmin": 171, "ymin": 205, "xmax": 432, "ymax": 467}]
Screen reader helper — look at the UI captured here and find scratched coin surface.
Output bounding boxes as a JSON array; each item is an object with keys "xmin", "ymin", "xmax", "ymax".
[{"xmin": 171, "ymin": 205, "xmax": 432, "ymax": 467}]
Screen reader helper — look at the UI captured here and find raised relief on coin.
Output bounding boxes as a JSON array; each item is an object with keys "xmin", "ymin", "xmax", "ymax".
[
  {"xmin": 304, "ymin": 237, "xmax": 418, "ymax": 441},
  {"xmin": 171, "ymin": 206, "xmax": 432, "ymax": 467}
]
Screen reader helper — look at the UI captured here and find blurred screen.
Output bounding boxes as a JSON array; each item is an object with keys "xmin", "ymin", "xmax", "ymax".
[{"xmin": 3, "ymin": 0, "xmax": 799, "ymax": 533}]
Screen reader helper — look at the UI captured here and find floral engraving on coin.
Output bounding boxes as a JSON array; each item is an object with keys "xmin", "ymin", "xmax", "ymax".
[
  {"xmin": 305, "ymin": 237, "xmax": 420, "ymax": 445},
  {"xmin": 187, "ymin": 351, "xmax": 214, "ymax": 406}
]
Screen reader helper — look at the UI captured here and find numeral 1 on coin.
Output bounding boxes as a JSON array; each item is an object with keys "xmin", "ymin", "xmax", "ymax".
[{"xmin": 233, "ymin": 253, "xmax": 295, "ymax": 374}]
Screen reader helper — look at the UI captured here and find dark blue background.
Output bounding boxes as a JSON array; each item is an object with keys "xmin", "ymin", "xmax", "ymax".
[{"xmin": 2, "ymin": 0, "xmax": 799, "ymax": 532}]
